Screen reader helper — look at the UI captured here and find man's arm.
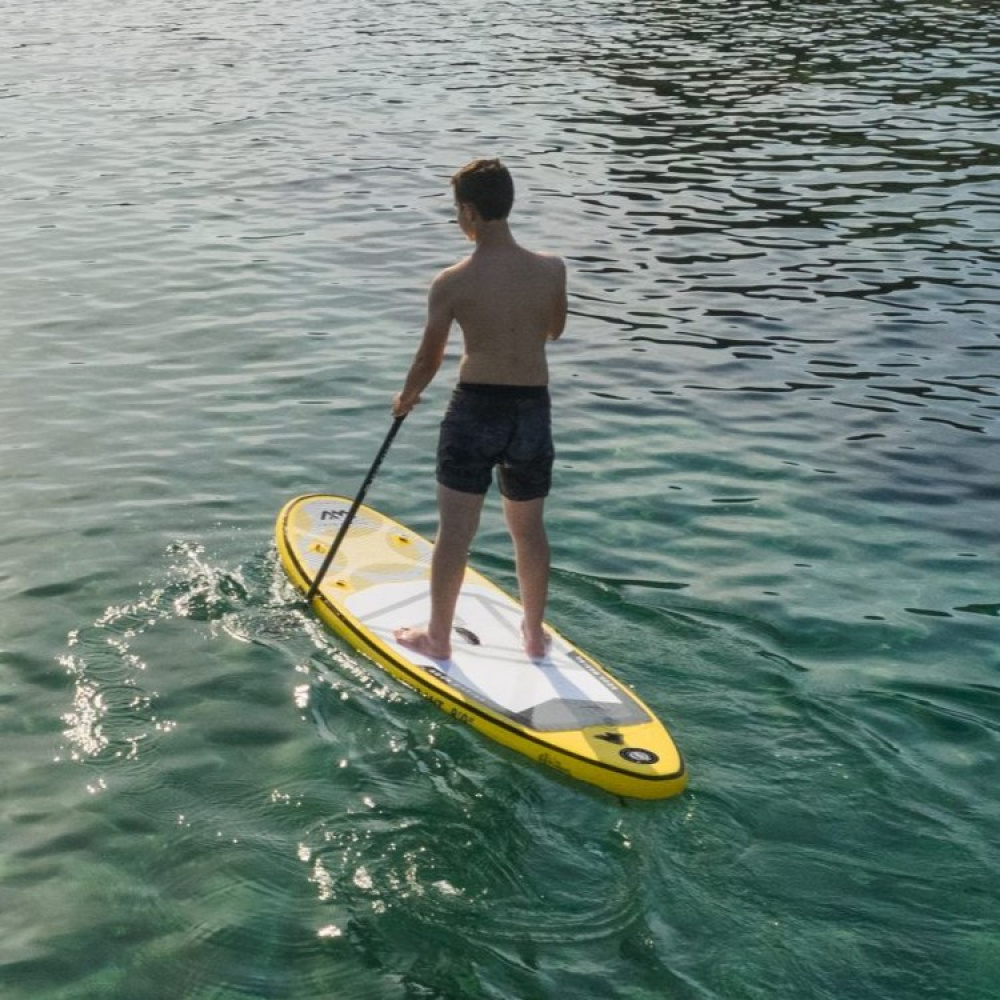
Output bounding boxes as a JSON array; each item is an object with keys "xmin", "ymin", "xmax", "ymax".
[
  {"xmin": 547, "ymin": 257, "xmax": 567, "ymax": 341},
  {"xmin": 393, "ymin": 273, "xmax": 454, "ymax": 417}
]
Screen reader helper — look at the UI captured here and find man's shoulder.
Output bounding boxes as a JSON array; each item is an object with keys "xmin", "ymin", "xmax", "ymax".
[
  {"xmin": 523, "ymin": 247, "xmax": 565, "ymax": 274},
  {"xmin": 433, "ymin": 255, "xmax": 474, "ymax": 286},
  {"xmin": 529, "ymin": 248, "xmax": 564, "ymax": 263},
  {"xmin": 426, "ymin": 258, "xmax": 468, "ymax": 301},
  {"xmin": 526, "ymin": 250, "xmax": 566, "ymax": 290}
]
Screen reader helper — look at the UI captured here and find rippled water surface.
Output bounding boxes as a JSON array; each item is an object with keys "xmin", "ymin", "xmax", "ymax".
[{"xmin": 2, "ymin": 1, "xmax": 998, "ymax": 997}]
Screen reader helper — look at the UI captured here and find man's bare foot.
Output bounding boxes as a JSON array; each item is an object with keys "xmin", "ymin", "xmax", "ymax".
[
  {"xmin": 521, "ymin": 622, "xmax": 551, "ymax": 660},
  {"xmin": 394, "ymin": 625, "xmax": 451, "ymax": 660}
]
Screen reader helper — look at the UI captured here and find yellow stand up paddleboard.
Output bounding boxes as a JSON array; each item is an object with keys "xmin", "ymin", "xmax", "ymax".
[{"xmin": 276, "ymin": 494, "xmax": 687, "ymax": 800}]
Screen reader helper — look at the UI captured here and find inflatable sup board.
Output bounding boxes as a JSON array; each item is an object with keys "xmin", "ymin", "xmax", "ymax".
[{"xmin": 276, "ymin": 494, "xmax": 687, "ymax": 799}]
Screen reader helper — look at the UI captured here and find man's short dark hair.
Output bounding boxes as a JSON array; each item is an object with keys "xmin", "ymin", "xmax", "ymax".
[{"xmin": 451, "ymin": 158, "xmax": 514, "ymax": 221}]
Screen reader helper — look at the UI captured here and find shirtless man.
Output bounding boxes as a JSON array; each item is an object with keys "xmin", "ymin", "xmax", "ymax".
[{"xmin": 391, "ymin": 158, "xmax": 567, "ymax": 660}]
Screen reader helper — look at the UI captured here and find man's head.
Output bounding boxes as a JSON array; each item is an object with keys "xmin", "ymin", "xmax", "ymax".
[{"xmin": 451, "ymin": 158, "xmax": 515, "ymax": 221}]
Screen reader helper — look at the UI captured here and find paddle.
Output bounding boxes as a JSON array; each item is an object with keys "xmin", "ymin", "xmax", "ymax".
[{"xmin": 305, "ymin": 414, "xmax": 406, "ymax": 603}]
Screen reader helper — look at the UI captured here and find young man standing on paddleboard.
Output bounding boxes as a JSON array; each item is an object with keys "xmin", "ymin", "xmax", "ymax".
[{"xmin": 391, "ymin": 158, "xmax": 567, "ymax": 661}]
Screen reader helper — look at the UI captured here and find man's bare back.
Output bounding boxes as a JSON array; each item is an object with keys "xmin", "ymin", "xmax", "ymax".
[{"xmin": 437, "ymin": 242, "xmax": 566, "ymax": 386}]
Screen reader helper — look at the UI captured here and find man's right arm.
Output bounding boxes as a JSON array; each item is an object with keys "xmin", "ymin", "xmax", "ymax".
[{"xmin": 547, "ymin": 257, "xmax": 567, "ymax": 341}]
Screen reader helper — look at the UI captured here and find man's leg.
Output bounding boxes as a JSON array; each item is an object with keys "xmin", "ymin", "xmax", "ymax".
[
  {"xmin": 503, "ymin": 495, "xmax": 550, "ymax": 658},
  {"xmin": 395, "ymin": 484, "xmax": 484, "ymax": 659}
]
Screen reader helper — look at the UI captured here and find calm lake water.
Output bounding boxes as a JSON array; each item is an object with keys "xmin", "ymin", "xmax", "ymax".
[{"xmin": 2, "ymin": 0, "xmax": 998, "ymax": 997}]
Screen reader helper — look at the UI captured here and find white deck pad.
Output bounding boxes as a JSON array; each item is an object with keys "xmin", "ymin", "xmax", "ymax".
[{"xmin": 347, "ymin": 579, "xmax": 649, "ymax": 732}]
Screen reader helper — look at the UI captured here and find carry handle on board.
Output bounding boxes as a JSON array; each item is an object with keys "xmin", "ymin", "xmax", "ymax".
[{"xmin": 305, "ymin": 415, "xmax": 406, "ymax": 603}]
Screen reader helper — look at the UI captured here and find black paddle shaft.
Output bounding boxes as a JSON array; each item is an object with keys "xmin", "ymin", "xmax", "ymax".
[{"xmin": 305, "ymin": 415, "xmax": 405, "ymax": 603}]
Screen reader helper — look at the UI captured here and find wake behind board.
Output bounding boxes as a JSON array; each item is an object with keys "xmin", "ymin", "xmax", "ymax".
[{"xmin": 276, "ymin": 494, "xmax": 687, "ymax": 800}]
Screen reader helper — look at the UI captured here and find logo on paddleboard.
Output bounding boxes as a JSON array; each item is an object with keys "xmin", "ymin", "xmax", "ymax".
[{"xmin": 620, "ymin": 747, "xmax": 659, "ymax": 765}]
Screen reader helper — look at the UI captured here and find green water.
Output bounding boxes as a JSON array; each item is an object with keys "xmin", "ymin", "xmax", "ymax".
[{"xmin": 2, "ymin": 1, "xmax": 998, "ymax": 997}]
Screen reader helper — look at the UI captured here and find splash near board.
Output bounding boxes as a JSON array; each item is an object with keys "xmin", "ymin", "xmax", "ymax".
[{"xmin": 276, "ymin": 494, "xmax": 687, "ymax": 800}]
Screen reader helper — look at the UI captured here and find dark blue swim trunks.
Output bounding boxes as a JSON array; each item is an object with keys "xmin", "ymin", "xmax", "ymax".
[{"xmin": 437, "ymin": 383, "xmax": 554, "ymax": 501}]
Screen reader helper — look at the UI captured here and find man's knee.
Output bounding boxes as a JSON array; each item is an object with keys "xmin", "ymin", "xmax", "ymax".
[{"xmin": 503, "ymin": 498, "xmax": 546, "ymax": 541}]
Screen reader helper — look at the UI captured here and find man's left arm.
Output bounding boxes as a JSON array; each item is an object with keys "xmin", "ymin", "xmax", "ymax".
[{"xmin": 393, "ymin": 274, "xmax": 454, "ymax": 416}]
